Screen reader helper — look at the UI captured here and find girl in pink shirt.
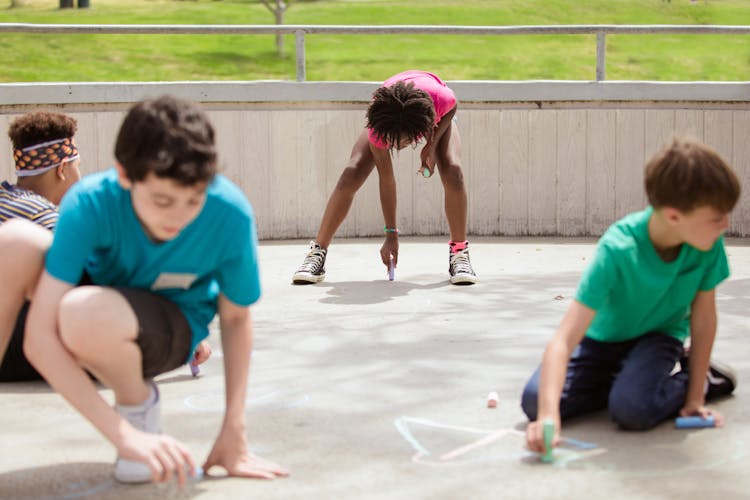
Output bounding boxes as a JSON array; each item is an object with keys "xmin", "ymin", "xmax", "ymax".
[{"xmin": 293, "ymin": 70, "xmax": 477, "ymax": 286}]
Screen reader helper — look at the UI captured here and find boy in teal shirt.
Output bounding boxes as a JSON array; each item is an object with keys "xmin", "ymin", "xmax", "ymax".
[
  {"xmin": 24, "ymin": 96, "xmax": 288, "ymax": 485},
  {"xmin": 523, "ymin": 138, "xmax": 741, "ymax": 452}
]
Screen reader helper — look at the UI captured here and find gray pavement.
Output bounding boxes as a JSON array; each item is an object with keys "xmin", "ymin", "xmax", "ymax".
[{"xmin": 1, "ymin": 237, "xmax": 749, "ymax": 500}]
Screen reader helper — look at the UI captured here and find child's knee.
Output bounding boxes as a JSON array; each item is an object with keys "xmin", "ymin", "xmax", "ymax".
[
  {"xmin": 0, "ymin": 226, "xmax": 50, "ymax": 297},
  {"xmin": 440, "ymin": 163, "xmax": 464, "ymax": 188},
  {"xmin": 336, "ymin": 164, "xmax": 370, "ymax": 192},
  {"xmin": 0, "ymin": 220, "xmax": 50, "ymax": 267},
  {"xmin": 608, "ymin": 390, "xmax": 659, "ymax": 430},
  {"xmin": 58, "ymin": 288, "xmax": 137, "ymax": 356}
]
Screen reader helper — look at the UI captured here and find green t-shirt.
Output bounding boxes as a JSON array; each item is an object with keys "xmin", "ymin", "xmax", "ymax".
[{"xmin": 575, "ymin": 206, "xmax": 729, "ymax": 343}]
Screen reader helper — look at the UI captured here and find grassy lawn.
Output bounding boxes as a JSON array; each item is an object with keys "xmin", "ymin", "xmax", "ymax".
[{"xmin": 0, "ymin": 0, "xmax": 749, "ymax": 82}]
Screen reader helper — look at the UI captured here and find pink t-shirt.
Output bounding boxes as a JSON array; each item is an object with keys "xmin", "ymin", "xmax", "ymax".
[{"xmin": 367, "ymin": 70, "xmax": 457, "ymax": 149}]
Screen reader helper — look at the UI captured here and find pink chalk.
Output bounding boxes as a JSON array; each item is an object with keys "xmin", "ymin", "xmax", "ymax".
[{"xmin": 487, "ymin": 391, "xmax": 499, "ymax": 408}]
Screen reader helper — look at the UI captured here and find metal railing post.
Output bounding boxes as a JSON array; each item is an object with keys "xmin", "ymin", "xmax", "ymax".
[
  {"xmin": 596, "ymin": 31, "xmax": 606, "ymax": 81},
  {"xmin": 295, "ymin": 29, "xmax": 306, "ymax": 82}
]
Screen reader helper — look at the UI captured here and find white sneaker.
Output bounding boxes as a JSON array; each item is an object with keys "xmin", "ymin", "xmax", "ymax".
[{"xmin": 113, "ymin": 381, "xmax": 161, "ymax": 483}]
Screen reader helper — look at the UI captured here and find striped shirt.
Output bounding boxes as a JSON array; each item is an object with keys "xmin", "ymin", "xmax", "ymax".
[{"xmin": 0, "ymin": 181, "xmax": 58, "ymax": 230}]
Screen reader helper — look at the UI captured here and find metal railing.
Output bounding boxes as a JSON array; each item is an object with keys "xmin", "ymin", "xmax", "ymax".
[{"xmin": 1, "ymin": 23, "xmax": 749, "ymax": 82}]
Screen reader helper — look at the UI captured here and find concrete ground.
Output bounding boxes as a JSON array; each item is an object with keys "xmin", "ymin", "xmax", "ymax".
[{"xmin": 1, "ymin": 237, "xmax": 749, "ymax": 500}]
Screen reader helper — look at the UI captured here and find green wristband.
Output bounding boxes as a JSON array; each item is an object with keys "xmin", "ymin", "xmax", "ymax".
[{"xmin": 384, "ymin": 227, "xmax": 399, "ymax": 234}]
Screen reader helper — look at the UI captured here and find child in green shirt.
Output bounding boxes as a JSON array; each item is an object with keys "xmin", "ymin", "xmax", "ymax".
[{"xmin": 523, "ymin": 137, "xmax": 741, "ymax": 453}]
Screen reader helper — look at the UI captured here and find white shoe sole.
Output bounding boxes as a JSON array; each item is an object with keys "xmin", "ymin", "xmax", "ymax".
[
  {"xmin": 292, "ymin": 273, "xmax": 326, "ymax": 284},
  {"xmin": 450, "ymin": 274, "xmax": 478, "ymax": 285}
]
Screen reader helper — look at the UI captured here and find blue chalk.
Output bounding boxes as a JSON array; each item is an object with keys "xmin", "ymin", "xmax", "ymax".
[
  {"xmin": 188, "ymin": 465, "xmax": 204, "ymax": 481},
  {"xmin": 541, "ymin": 420, "xmax": 555, "ymax": 463},
  {"xmin": 193, "ymin": 466, "xmax": 204, "ymax": 480},
  {"xmin": 561, "ymin": 437, "xmax": 597, "ymax": 450},
  {"xmin": 675, "ymin": 416, "xmax": 715, "ymax": 429}
]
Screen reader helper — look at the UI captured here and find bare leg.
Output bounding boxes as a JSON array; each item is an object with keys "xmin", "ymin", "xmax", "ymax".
[
  {"xmin": 315, "ymin": 129, "xmax": 376, "ymax": 248},
  {"xmin": 435, "ymin": 123, "xmax": 468, "ymax": 242},
  {"xmin": 0, "ymin": 220, "xmax": 51, "ymax": 363},
  {"xmin": 58, "ymin": 286, "xmax": 149, "ymax": 405}
]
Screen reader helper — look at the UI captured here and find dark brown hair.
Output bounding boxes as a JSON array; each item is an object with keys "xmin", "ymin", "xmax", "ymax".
[
  {"xmin": 115, "ymin": 95, "xmax": 217, "ymax": 186},
  {"xmin": 8, "ymin": 111, "xmax": 78, "ymax": 150},
  {"xmin": 645, "ymin": 137, "xmax": 740, "ymax": 213},
  {"xmin": 366, "ymin": 81, "xmax": 435, "ymax": 150}
]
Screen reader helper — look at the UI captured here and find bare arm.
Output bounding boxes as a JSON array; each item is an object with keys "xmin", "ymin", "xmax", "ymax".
[
  {"xmin": 420, "ymin": 105, "xmax": 457, "ymax": 173},
  {"xmin": 202, "ymin": 294, "xmax": 288, "ymax": 478},
  {"xmin": 681, "ymin": 289, "xmax": 724, "ymax": 424},
  {"xmin": 526, "ymin": 300, "xmax": 595, "ymax": 453},
  {"xmin": 370, "ymin": 143, "xmax": 399, "ymax": 267}
]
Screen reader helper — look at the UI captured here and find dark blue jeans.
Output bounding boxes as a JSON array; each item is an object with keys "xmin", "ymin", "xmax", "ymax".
[{"xmin": 521, "ymin": 333, "xmax": 687, "ymax": 430}]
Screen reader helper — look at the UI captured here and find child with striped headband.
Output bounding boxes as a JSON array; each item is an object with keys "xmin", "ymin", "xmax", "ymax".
[{"xmin": 0, "ymin": 111, "xmax": 82, "ymax": 382}]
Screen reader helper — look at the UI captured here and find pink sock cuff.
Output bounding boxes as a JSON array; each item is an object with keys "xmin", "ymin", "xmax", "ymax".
[{"xmin": 449, "ymin": 240, "xmax": 469, "ymax": 253}]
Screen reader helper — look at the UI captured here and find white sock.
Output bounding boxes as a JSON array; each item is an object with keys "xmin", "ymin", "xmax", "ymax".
[{"xmin": 117, "ymin": 383, "xmax": 156, "ymax": 410}]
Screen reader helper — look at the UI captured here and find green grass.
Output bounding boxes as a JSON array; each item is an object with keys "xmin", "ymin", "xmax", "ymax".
[{"xmin": 1, "ymin": 0, "xmax": 749, "ymax": 82}]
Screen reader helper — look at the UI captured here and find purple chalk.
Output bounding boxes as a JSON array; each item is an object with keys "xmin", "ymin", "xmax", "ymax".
[
  {"xmin": 675, "ymin": 416, "xmax": 715, "ymax": 429},
  {"xmin": 189, "ymin": 361, "xmax": 200, "ymax": 377},
  {"xmin": 388, "ymin": 258, "xmax": 395, "ymax": 281}
]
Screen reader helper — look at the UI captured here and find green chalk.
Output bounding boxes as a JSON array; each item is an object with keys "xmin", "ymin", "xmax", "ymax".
[
  {"xmin": 541, "ymin": 420, "xmax": 555, "ymax": 463},
  {"xmin": 422, "ymin": 168, "xmax": 431, "ymax": 178}
]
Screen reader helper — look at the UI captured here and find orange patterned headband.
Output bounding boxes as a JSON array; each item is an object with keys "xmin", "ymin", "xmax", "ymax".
[{"xmin": 13, "ymin": 138, "xmax": 80, "ymax": 177}]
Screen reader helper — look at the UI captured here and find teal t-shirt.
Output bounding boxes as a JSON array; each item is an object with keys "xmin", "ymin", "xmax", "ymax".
[
  {"xmin": 45, "ymin": 169, "xmax": 261, "ymax": 359},
  {"xmin": 575, "ymin": 206, "xmax": 729, "ymax": 343}
]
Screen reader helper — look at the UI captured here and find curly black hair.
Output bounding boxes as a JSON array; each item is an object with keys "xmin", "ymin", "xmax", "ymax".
[
  {"xmin": 366, "ymin": 81, "xmax": 435, "ymax": 151},
  {"xmin": 8, "ymin": 111, "xmax": 78, "ymax": 150},
  {"xmin": 115, "ymin": 95, "xmax": 217, "ymax": 186}
]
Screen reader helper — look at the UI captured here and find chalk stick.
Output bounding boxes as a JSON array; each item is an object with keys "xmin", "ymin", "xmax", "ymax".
[
  {"xmin": 486, "ymin": 391, "xmax": 498, "ymax": 408},
  {"xmin": 187, "ymin": 465, "xmax": 203, "ymax": 481},
  {"xmin": 675, "ymin": 416, "xmax": 715, "ymax": 429},
  {"xmin": 189, "ymin": 361, "xmax": 200, "ymax": 377},
  {"xmin": 560, "ymin": 437, "xmax": 597, "ymax": 450},
  {"xmin": 388, "ymin": 257, "xmax": 395, "ymax": 281},
  {"xmin": 541, "ymin": 419, "xmax": 555, "ymax": 463}
]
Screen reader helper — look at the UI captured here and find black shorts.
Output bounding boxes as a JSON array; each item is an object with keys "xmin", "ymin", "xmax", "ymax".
[
  {"xmin": 0, "ymin": 288, "xmax": 192, "ymax": 382},
  {"xmin": 0, "ymin": 302, "xmax": 40, "ymax": 382},
  {"xmin": 114, "ymin": 287, "xmax": 193, "ymax": 380}
]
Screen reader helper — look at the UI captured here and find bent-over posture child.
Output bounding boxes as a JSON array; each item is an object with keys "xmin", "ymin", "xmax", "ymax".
[
  {"xmin": 522, "ymin": 138, "xmax": 741, "ymax": 454},
  {"xmin": 24, "ymin": 96, "xmax": 287, "ymax": 485},
  {"xmin": 292, "ymin": 70, "xmax": 477, "ymax": 285}
]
